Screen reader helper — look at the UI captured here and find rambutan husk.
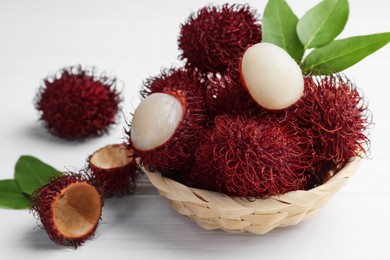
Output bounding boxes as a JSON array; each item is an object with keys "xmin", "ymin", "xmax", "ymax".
[
  {"xmin": 88, "ymin": 143, "xmax": 138, "ymax": 198},
  {"xmin": 178, "ymin": 4, "xmax": 262, "ymax": 74},
  {"xmin": 126, "ymin": 89, "xmax": 208, "ymax": 175},
  {"xmin": 30, "ymin": 173, "xmax": 103, "ymax": 249},
  {"xmin": 191, "ymin": 115, "xmax": 315, "ymax": 198},
  {"xmin": 34, "ymin": 65, "xmax": 122, "ymax": 140}
]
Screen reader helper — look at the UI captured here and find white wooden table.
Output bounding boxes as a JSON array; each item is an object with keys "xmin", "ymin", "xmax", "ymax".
[{"xmin": 1, "ymin": 1, "xmax": 389, "ymax": 259}]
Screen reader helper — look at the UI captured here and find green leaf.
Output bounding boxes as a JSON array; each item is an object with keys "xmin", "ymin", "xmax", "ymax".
[
  {"xmin": 303, "ymin": 32, "xmax": 390, "ymax": 75},
  {"xmin": 297, "ymin": 0, "xmax": 349, "ymax": 49},
  {"xmin": 262, "ymin": 0, "xmax": 304, "ymax": 61},
  {"xmin": 0, "ymin": 179, "xmax": 30, "ymax": 209},
  {"xmin": 14, "ymin": 155, "xmax": 63, "ymax": 195}
]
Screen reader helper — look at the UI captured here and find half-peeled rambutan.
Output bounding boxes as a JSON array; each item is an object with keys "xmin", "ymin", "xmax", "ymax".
[
  {"xmin": 30, "ymin": 173, "xmax": 103, "ymax": 249},
  {"xmin": 88, "ymin": 143, "xmax": 138, "ymax": 198},
  {"xmin": 192, "ymin": 115, "xmax": 315, "ymax": 198},
  {"xmin": 178, "ymin": 4, "xmax": 262, "ymax": 74},
  {"xmin": 126, "ymin": 89, "xmax": 207, "ymax": 175},
  {"xmin": 34, "ymin": 65, "xmax": 122, "ymax": 140},
  {"xmin": 295, "ymin": 75, "xmax": 371, "ymax": 170}
]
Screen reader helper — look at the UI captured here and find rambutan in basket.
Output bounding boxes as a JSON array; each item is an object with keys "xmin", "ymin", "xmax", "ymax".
[{"xmin": 144, "ymin": 157, "xmax": 360, "ymax": 234}]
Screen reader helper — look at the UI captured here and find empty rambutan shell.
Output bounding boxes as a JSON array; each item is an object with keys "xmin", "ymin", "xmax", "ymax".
[
  {"xmin": 30, "ymin": 173, "xmax": 103, "ymax": 249},
  {"xmin": 34, "ymin": 65, "xmax": 122, "ymax": 140},
  {"xmin": 88, "ymin": 143, "xmax": 138, "ymax": 198},
  {"xmin": 126, "ymin": 89, "xmax": 207, "ymax": 175},
  {"xmin": 178, "ymin": 4, "xmax": 262, "ymax": 74},
  {"xmin": 192, "ymin": 115, "xmax": 315, "ymax": 198}
]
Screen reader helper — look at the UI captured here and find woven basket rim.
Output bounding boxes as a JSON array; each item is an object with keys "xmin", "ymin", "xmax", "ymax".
[
  {"xmin": 144, "ymin": 156, "xmax": 360, "ymax": 200},
  {"xmin": 143, "ymin": 157, "xmax": 361, "ymax": 233}
]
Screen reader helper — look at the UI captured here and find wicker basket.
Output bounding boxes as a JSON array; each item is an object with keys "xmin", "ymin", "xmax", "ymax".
[{"xmin": 144, "ymin": 157, "xmax": 361, "ymax": 234}]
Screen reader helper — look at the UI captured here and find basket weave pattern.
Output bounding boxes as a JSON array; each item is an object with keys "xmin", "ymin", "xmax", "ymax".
[{"xmin": 144, "ymin": 157, "xmax": 361, "ymax": 234}]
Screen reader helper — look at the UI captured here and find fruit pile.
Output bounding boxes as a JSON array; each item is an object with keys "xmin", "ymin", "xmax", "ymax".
[
  {"xmin": 126, "ymin": 3, "xmax": 372, "ymax": 198},
  {"xmin": 6, "ymin": 0, "xmax": 386, "ymax": 249}
]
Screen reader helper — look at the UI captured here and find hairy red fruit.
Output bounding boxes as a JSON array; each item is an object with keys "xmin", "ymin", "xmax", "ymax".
[
  {"xmin": 34, "ymin": 65, "xmax": 122, "ymax": 140},
  {"xmin": 140, "ymin": 67, "xmax": 204, "ymax": 99},
  {"xmin": 205, "ymin": 72, "xmax": 259, "ymax": 118},
  {"xmin": 192, "ymin": 115, "xmax": 315, "ymax": 198},
  {"xmin": 295, "ymin": 76, "xmax": 371, "ymax": 169},
  {"xmin": 126, "ymin": 89, "xmax": 207, "ymax": 174},
  {"xmin": 178, "ymin": 4, "xmax": 262, "ymax": 74},
  {"xmin": 30, "ymin": 173, "xmax": 103, "ymax": 249},
  {"xmin": 88, "ymin": 144, "xmax": 138, "ymax": 198}
]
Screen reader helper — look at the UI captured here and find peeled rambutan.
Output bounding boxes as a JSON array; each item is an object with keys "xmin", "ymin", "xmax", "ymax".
[
  {"xmin": 178, "ymin": 4, "xmax": 262, "ymax": 74},
  {"xmin": 126, "ymin": 89, "xmax": 207, "ymax": 174},
  {"xmin": 34, "ymin": 65, "xmax": 122, "ymax": 140},
  {"xmin": 140, "ymin": 67, "xmax": 204, "ymax": 99},
  {"xmin": 30, "ymin": 173, "xmax": 103, "ymax": 249},
  {"xmin": 295, "ymin": 75, "xmax": 371, "ymax": 170},
  {"xmin": 192, "ymin": 115, "xmax": 315, "ymax": 198},
  {"xmin": 88, "ymin": 144, "xmax": 138, "ymax": 198}
]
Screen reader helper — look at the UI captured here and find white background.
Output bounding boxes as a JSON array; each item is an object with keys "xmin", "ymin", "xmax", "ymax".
[{"xmin": 1, "ymin": 0, "xmax": 389, "ymax": 259}]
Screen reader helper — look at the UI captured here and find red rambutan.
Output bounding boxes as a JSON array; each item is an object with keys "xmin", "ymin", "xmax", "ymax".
[
  {"xmin": 295, "ymin": 75, "xmax": 371, "ymax": 169},
  {"xmin": 88, "ymin": 144, "xmax": 138, "ymax": 198},
  {"xmin": 126, "ymin": 89, "xmax": 207, "ymax": 174},
  {"xmin": 34, "ymin": 65, "xmax": 122, "ymax": 140},
  {"xmin": 140, "ymin": 67, "xmax": 204, "ymax": 99},
  {"xmin": 30, "ymin": 173, "xmax": 103, "ymax": 249},
  {"xmin": 192, "ymin": 115, "xmax": 315, "ymax": 198},
  {"xmin": 205, "ymin": 71, "xmax": 259, "ymax": 118},
  {"xmin": 178, "ymin": 4, "xmax": 262, "ymax": 74}
]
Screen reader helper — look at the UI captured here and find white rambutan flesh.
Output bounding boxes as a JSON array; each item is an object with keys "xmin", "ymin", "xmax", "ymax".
[
  {"xmin": 240, "ymin": 42, "xmax": 304, "ymax": 110},
  {"xmin": 131, "ymin": 93, "xmax": 183, "ymax": 151}
]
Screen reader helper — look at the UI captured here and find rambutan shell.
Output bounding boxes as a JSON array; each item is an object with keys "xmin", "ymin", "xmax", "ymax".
[
  {"xmin": 88, "ymin": 144, "xmax": 138, "ymax": 198},
  {"xmin": 30, "ymin": 173, "xmax": 103, "ymax": 249}
]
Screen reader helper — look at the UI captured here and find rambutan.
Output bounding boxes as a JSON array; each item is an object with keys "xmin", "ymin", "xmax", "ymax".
[
  {"xmin": 294, "ymin": 75, "xmax": 371, "ymax": 169},
  {"xmin": 30, "ymin": 173, "xmax": 102, "ymax": 249},
  {"xmin": 140, "ymin": 67, "xmax": 204, "ymax": 99},
  {"xmin": 126, "ymin": 89, "xmax": 207, "ymax": 174},
  {"xmin": 178, "ymin": 4, "xmax": 262, "ymax": 74},
  {"xmin": 192, "ymin": 115, "xmax": 315, "ymax": 198},
  {"xmin": 88, "ymin": 144, "xmax": 138, "ymax": 198},
  {"xmin": 205, "ymin": 71, "xmax": 259, "ymax": 118},
  {"xmin": 34, "ymin": 65, "xmax": 122, "ymax": 140}
]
